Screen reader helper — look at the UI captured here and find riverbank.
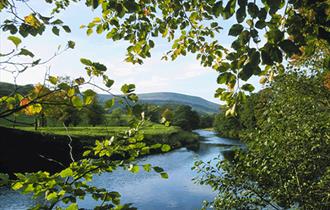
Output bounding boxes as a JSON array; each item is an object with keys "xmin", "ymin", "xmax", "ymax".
[
  {"xmin": 18, "ymin": 124, "xmax": 199, "ymax": 148},
  {"xmin": 0, "ymin": 125, "xmax": 199, "ymax": 175}
]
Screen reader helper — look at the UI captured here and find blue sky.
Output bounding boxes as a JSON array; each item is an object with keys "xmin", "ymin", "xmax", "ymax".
[{"xmin": 0, "ymin": 1, "xmax": 261, "ymax": 103}]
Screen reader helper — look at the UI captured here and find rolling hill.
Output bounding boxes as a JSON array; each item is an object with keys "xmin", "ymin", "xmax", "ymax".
[
  {"xmin": 0, "ymin": 82, "xmax": 220, "ymax": 114},
  {"xmin": 99, "ymin": 92, "xmax": 220, "ymax": 113}
]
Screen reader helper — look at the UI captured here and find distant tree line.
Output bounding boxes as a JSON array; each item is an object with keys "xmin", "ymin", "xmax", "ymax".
[
  {"xmin": 134, "ymin": 103, "xmax": 214, "ymax": 131},
  {"xmin": 3, "ymin": 93, "xmax": 215, "ymax": 131}
]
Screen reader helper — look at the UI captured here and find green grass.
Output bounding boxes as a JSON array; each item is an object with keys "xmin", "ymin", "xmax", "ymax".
[
  {"xmin": 18, "ymin": 123, "xmax": 180, "ymax": 138},
  {"xmin": 1, "ymin": 114, "xmax": 199, "ymax": 149}
]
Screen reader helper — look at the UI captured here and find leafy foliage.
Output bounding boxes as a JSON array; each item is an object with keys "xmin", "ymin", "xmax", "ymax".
[
  {"xmin": 172, "ymin": 105, "xmax": 200, "ymax": 131},
  {"xmin": 195, "ymin": 71, "xmax": 330, "ymax": 209}
]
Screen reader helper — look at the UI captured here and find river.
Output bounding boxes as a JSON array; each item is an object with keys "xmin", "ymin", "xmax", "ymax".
[{"xmin": 0, "ymin": 130, "xmax": 241, "ymax": 210}]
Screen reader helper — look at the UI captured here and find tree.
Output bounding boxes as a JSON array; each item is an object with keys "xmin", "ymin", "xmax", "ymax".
[
  {"xmin": 172, "ymin": 105, "xmax": 200, "ymax": 131},
  {"xmin": 195, "ymin": 71, "xmax": 330, "ymax": 209},
  {"xmin": 107, "ymin": 108, "xmax": 131, "ymax": 126},
  {"xmin": 85, "ymin": 98, "xmax": 106, "ymax": 126},
  {"xmin": 161, "ymin": 108, "xmax": 174, "ymax": 122},
  {"xmin": 213, "ymin": 109, "xmax": 242, "ymax": 139},
  {"xmin": 141, "ymin": 104, "xmax": 161, "ymax": 123},
  {"xmin": 198, "ymin": 114, "xmax": 214, "ymax": 129},
  {"xmin": 60, "ymin": 106, "xmax": 81, "ymax": 127}
]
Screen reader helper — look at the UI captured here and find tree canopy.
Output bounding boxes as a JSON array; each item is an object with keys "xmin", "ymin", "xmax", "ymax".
[{"xmin": 1, "ymin": 0, "xmax": 329, "ymax": 113}]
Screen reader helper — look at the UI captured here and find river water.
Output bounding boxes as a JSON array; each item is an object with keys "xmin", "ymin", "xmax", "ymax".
[{"xmin": 0, "ymin": 130, "xmax": 241, "ymax": 210}]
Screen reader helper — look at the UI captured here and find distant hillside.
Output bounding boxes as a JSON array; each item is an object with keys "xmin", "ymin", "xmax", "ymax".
[
  {"xmin": 0, "ymin": 83, "xmax": 220, "ymax": 114},
  {"xmin": 0, "ymin": 82, "xmax": 33, "ymax": 97},
  {"xmin": 99, "ymin": 92, "xmax": 220, "ymax": 114}
]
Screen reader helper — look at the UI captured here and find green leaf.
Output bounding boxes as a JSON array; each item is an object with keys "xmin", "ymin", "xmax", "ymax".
[
  {"xmin": 105, "ymin": 98, "xmax": 115, "ymax": 109},
  {"xmin": 217, "ymin": 62, "xmax": 231, "ymax": 72},
  {"xmin": 51, "ymin": 19, "xmax": 63, "ymax": 25},
  {"xmin": 223, "ymin": 0, "xmax": 236, "ymax": 19},
  {"xmin": 66, "ymin": 203, "xmax": 78, "ymax": 210},
  {"xmin": 105, "ymin": 79, "xmax": 114, "ymax": 88},
  {"xmin": 121, "ymin": 84, "xmax": 135, "ymax": 94},
  {"xmin": 84, "ymin": 96, "xmax": 94, "ymax": 105},
  {"xmin": 261, "ymin": 49, "xmax": 273, "ymax": 65},
  {"xmin": 68, "ymin": 40, "xmax": 75, "ymax": 49},
  {"xmin": 93, "ymin": 17, "xmax": 102, "ymax": 23},
  {"xmin": 255, "ymin": 20, "xmax": 266, "ymax": 29},
  {"xmin": 246, "ymin": 19, "xmax": 253, "ymax": 27},
  {"xmin": 217, "ymin": 72, "xmax": 235, "ymax": 84},
  {"xmin": 129, "ymin": 165, "xmax": 139, "ymax": 173},
  {"xmin": 266, "ymin": 29, "xmax": 284, "ymax": 44},
  {"xmin": 239, "ymin": 63, "xmax": 254, "ymax": 81},
  {"xmin": 80, "ymin": 58, "xmax": 93, "ymax": 66},
  {"xmin": 12, "ymin": 182, "xmax": 23, "ymax": 190},
  {"xmin": 236, "ymin": 7, "xmax": 246, "ymax": 23},
  {"xmin": 241, "ymin": 83, "xmax": 255, "ymax": 92},
  {"xmin": 8, "ymin": 36, "xmax": 21, "ymax": 47},
  {"xmin": 160, "ymin": 172, "xmax": 168, "ymax": 179},
  {"xmin": 247, "ymin": 2, "xmax": 259, "ymax": 18},
  {"xmin": 48, "ymin": 76, "xmax": 58, "ymax": 85},
  {"xmin": 52, "ymin": 26, "xmax": 59, "ymax": 36},
  {"xmin": 75, "ymin": 77, "xmax": 85, "ymax": 85},
  {"xmin": 86, "ymin": 28, "xmax": 93, "ymax": 36},
  {"xmin": 46, "ymin": 192, "xmax": 57, "ymax": 201},
  {"xmin": 32, "ymin": 59, "xmax": 41, "ymax": 66},
  {"xmin": 92, "ymin": 0, "xmax": 99, "ymax": 9},
  {"xmin": 82, "ymin": 150, "xmax": 91, "ymax": 157},
  {"xmin": 67, "ymin": 88, "xmax": 75, "ymax": 97},
  {"xmin": 211, "ymin": 22, "xmax": 218, "ymax": 28},
  {"xmin": 72, "ymin": 96, "xmax": 83, "ymax": 108},
  {"xmin": 149, "ymin": 40, "xmax": 155, "ymax": 48},
  {"xmin": 18, "ymin": 48, "xmax": 34, "ymax": 57},
  {"xmin": 96, "ymin": 24, "xmax": 103, "ymax": 34},
  {"xmin": 59, "ymin": 168, "xmax": 73, "ymax": 178},
  {"xmin": 228, "ymin": 24, "xmax": 243, "ymax": 36},
  {"xmin": 213, "ymin": 1, "xmax": 223, "ymax": 17},
  {"xmin": 92, "ymin": 62, "xmax": 107, "ymax": 71},
  {"xmin": 83, "ymin": 89, "xmax": 96, "ymax": 97},
  {"xmin": 58, "ymin": 82, "xmax": 70, "ymax": 90},
  {"xmin": 153, "ymin": 166, "xmax": 164, "ymax": 173},
  {"xmin": 278, "ymin": 39, "xmax": 301, "ymax": 56},
  {"xmin": 143, "ymin": 164, "xmax": 151, "ymax": 172},
  {"xmin": 62, "ymin": 25, "xmax": 71, "ymax": 33},
  {"xmin": 269, "ymin": 46, "xmax": 283, "ymax": 63},
  {"xmin": 258, "ymin": 7, "xmax": 267, "ymax": 20},
  {"xmin": 161, "ymin": 144, "xmax": 171, "ymax": 152}
]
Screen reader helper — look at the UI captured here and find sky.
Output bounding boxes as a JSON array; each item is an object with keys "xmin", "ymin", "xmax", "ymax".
[{"xmin": 0, "ymin": 1, "xmax": 261, "ymax": 103}]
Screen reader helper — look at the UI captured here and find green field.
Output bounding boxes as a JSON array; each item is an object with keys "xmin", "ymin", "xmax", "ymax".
[
  {"xmin": 0, "ymin": 113, "xmax": 199, "ymax": 149},
  {"xmin": 18, "ymin": 123, "xmax": 180, "ymax": 138}
]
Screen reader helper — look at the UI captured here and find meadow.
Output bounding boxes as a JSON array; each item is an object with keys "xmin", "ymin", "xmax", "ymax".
[{"xmin": 18, "ymin": 124, "xmax": 181, "ymax": 138}]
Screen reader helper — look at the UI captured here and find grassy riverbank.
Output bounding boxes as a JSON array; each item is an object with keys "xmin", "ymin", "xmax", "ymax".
[
  {"xmin": 16, "ymin": 123, "xmax": 200, "ymax": 149},
  {"xmin": 0, "ymin": 124, "xmax": 199, "ymax": 174}
]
